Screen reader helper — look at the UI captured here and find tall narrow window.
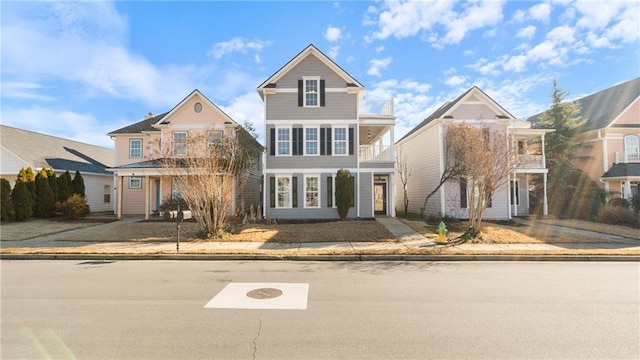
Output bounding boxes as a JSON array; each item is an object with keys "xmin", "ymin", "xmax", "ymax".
[
  {"xmin": 276, "ymin": 176, "xmax": 291, "ymax": 208},
  {"xmin": 304, "ymin": 77, "xmax": 319, "ymax": 107},
  {"xmin": 305, "ymin": 127, "xmax": 319, "ymax": 155},
  {"xmin": 172, "ymin": 132, "xmax": 187, "ymax": 155},
  {"xmin": 624, "ymin": 135, "xmax": 640, "ymax": 162},
  {"xmin": 277, "ymin": 128, "xmax": 291, "ymax": 156},
  {"xmin": 305, "ymin": 176, "xmax": 320, "ymax": 208},
  {"xmin": 334, "ymin": 127, "xmax": 347, "ymax": 155},
  {"xmin": 459, "ymin": 178, "xmax": 467, "ymax": 209},
  {"xmin": 510, "ymin": 180, "xmax": 519, "ymax": 206},
  {"xmin": 103, "ymin": 185, "xmax": 111, "ymax": 203},
  {"xmin": 130, "ymin": 139, "xmax": 142, "ymax": 158}
]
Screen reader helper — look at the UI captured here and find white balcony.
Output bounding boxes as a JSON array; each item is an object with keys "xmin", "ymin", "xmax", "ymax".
[
  {"xmin": 615, "ymin": 152, "xmax": 640, "ymax": 163},
  {"xmin": 359, "ymin": 99, "xmax": 394, "ymax": 117},
  {"xmin": 360, "ymin": 144, "xmax": 392, "ymax": 162},
  {"xmin": 514, "ymin": 154, "xmax": 544, "ymax": 169}
]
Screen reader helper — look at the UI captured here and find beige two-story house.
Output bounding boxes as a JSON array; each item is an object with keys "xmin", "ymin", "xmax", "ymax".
[{"xmin": 107, "ymin": 90, "xmax": 261, "ymax": 219}]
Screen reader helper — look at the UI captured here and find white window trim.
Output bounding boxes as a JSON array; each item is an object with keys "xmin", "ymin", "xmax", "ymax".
[
  {"xmin": 333, "ymin": 126, "xmax": 348, "ymax": 156},
  {"xmin": 172, "ymin": 131, "xmax": 188, "ymax": 156},
  {"xmin": 276, "ymin": 127, "xmax": 292, "ymax": 156},
  {"xmin": 276, "ymin": 175, "xmax": 292, "ymax": 208},
  {"xmin": 624, "ymin": 134, "xmax": 639, "ymax": 162},
  {"xmin": 304, "ymin": 126, "xmax": 320, "ymax": 156},
  {"xmin": 129, "ymin": 138, "xmax": 142, "ymax": 159},
  {"xmin": 207, "ymin": 130, "xmax": 224, "ymax": 152},
  {"xmin": 129, "ymin": 177, "xmax": 142, "ymax": 189},
  {"xmin": 304, "ymin": 175, "xmax": 320, "ymax": 208},
  {"xmin": 303, "ymin": 76, "xmax": 320, "ymax": 108}
]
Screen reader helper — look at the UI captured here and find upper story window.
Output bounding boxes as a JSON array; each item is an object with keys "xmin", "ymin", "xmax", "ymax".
[
  {"xmin": 304, "ymin": 77, "xmax": 320, "ymax": 107},
  {"xmin": 624, "ymin": 135, "xmax": 639, "ymax": 162},
  {"xmin": 129, "ymin": 139, "xmax": 142, "ymax": 158},
  {"xmin": 333, "ymin": 127, "xmax": 347, "ymax": 155},
  {"xmin": 277, "ymin": 127, "xmax": 291, "ymax": 156},
  {"xmin": 305, "ymin": 127, "xmax": 319, "ymax": 155},
  {"xmin": 172, "ymin": 132, "xmax": 187, "ymax": 156},
  {"xmin": 207, "ymin": 130, "xmax": 224, "ymax": 152}
]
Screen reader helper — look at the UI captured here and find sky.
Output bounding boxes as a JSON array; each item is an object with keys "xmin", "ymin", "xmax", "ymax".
[{"xmin": 1, "ymin": 1, "xmax": 639, "ymax": 149}]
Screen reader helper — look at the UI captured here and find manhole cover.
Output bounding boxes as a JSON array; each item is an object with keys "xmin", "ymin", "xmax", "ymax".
[{"xmin": 246, "ymin": 288, "xmax": 283, "ymax": 300}]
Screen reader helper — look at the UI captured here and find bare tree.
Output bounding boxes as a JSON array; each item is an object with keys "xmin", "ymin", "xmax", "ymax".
[
  {"xmin": 419, "ymin": 127, "xmax": 466, "ymax": 219},
  {"xmin": 155, "ymin": 128, "xmax": 262, "ymax": 238},
  {"xmin": 395, "ymin": 146, "xmax": 412, "ymax": 216},
  {"xmin": 447, "ymin": 123, "xmax": 516, "ymax": 237}
]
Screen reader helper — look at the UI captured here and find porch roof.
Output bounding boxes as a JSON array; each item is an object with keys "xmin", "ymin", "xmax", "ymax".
[{"xmin": 602, "ymin": 163, "xmax": 640, "ymax": 179}]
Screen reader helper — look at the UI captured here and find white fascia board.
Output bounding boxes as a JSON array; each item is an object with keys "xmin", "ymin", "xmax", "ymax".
[{"xmin": 266, "ymin": 119, "xmax": 357, "ymax": 126}]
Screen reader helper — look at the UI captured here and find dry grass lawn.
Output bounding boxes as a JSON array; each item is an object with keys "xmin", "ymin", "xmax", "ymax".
[{"xmin": 1, "ymin": 219, "xmax": 101, "ymax": 241}]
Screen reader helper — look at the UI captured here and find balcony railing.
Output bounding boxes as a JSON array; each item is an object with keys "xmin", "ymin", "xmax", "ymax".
[
  {"xmin": 615, "ymin": 152, "xmax": 640, "ymax": 163},
  {"xmin": 360, "ymin": 144, "xmax": 392, "ymax": 162},
  {"xmin": 359, "ymin": 99, "xmax": 394, "ymax": 117},
  {"xmin": 514, "ymin": 154, "xmax": 544, "ymax": 169}
]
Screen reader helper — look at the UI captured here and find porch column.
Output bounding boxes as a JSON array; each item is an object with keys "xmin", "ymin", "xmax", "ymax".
[
  {"xmin": 512, "ymin": 173, "xmax": 518, "ymax": 217},
  {"xmin": 624, "ymin": 180, "xmax": 632, "ymax": 199},
  {"xmin": 144, "ymin": 175, "xmax": 150, "ymax": 220},
  {"xmin": 117, "ymin": 175, "xmax": 123, "ymax": 219},
  {"xmin": 390, "ymin": 126, "xmax": 395, "ymax": 162},
  {"xmin": 543, "ymin": 173, "xmax": 549, "ymax": 216},
  {"xmin": 389, "ymin": 173, "xmax": 396, "ymax": 217}
]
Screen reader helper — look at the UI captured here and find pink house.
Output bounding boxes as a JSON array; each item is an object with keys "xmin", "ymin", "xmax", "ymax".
[{"xmin": 107, "ymin": 90, "xmax": 262, "ymax": 219}]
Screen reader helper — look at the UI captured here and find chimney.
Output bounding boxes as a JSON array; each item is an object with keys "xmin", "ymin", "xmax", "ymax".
[{"xmin": 144, "ymin": 112, "xmax": 154, "ymax": 120}]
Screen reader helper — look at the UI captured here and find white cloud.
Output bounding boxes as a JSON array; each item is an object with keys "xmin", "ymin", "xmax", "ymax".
[
  {"xmin": 503, "ymin": 55, "xmax": 528, "ymax": 72},
  {"xmin": 1, "ymin": 106, "xmax": 124, "ymax": 148},
  {"xmin": 219, "ymin": 92, "xmax": 265, "ymax": 143},
  {"xmin": 527, "ymin": 40, "xmax": 558, "ymax": 61},
  {"xmin": 375, "ymin": 45, "xmax": 385, "ymax": 52},
  {"xmin": 528, "ymin": 2, "xmax": 551, "ymax": 23},
  {"xmin": 345, "ymin": 56, "xmax": 355, "ymax": 63},
  {"xmin": 574, "ymin": 1, "xmax": 623, "ymax": 30},
  {"xmin": 1, "ymin": 82, "xmax": 56, "ymax": 101},
  {"xmin": 365, "ymin": 0, "xmax": 505, "ymax": 47},
  {"xmin": 367, "ymin": 57, "xmax": 392, "ymax": 77},
  {"xmin": 513, "ymin": 9, "xmax": 526, "ymax": 22},
  {"xmin": 516, "ymin": 25, "xmax": 537, "ymax": 39},
  {"xmin": 444, "ymin": 75, "xmax": 466, "ymax": 87},
  {"xmin": 328, "ymin": 46, "xmax": 340, "ymax": 60},
  {"xmin": 208, "ymin": 37, "xmax": 271, "ymax": 59},
  {"xmin": 324, "ymin": 26, "xmax": 342, "ymax": 42},
  {"xmin": 547, "ymin": 25, "xmax": 575, "ymax": 43}
]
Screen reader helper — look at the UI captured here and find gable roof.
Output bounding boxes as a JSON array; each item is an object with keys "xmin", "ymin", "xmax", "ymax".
[
  {"xmin": 527, "ymin": 77, "xmax": 640, "ymax": 132},
  {"xmin": 397, "ymin": 86, "xmax": 515, "ymax": 144},
  {"xmin": 0, "ymin": 125, "xmax": 113, "ymax": 174},
  {"xmin": 153, "ymin": 89, "xmax": 238, "ymax": 127},
  {"xmin": 107, "ymin": 113, "xmax": 166, "ymax": 135},
  {"xmin": 257, "ymin": 44, "xmax": 364, "ymax": 98}
]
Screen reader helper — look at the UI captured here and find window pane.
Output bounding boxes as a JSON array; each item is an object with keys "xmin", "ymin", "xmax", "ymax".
[
  {"xmin": 305, "ymin": 79, "xmax": 318, "ymax": 107},
  {"xmin": 277, "ymin": 177, "xmax": 291, "ymax": 207},
  {"xmin": 335, "ymin": 143, "xmax": 346, "ymax": 154},
  {"xmin": 130, "ymin": 139, "xmax": 142, "ymax": 158},
  {"xmin": 334, "ymin": 128, "xmax": 346, "ymax": 140},
  {"xmin": 305, "ymin": 128, "xmax": 318, "ymax": 155},
  {"xmin": 277, "ymin": 128, "xmax": 290, "ymax": 155},
  {"xmin": 305, "ymin": 177, "xmax": 319, "ymax": 207}
]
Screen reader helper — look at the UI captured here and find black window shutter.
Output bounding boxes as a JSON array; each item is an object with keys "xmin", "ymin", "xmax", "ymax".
[
  {"xmin": 298, "ymin": 80, "xmax": 303, "ymax": 107},
  {"xmin": 351, "ymin": 176, "xmax": 355, "ymax": 207},
  {"xmin": 297, "ymin": 128, "xmax": 303, "ymax": 155},
  {"xmin": 269, "ymin": 177, "xmax": 275, "ymax": 208},
  {"xmin": 292, "ymin": 128, "xmax": 300, "ymax": 155},
  {"xmin": 326, "ymin": 128, "xmax": 332, "ymax": 156},
  {"xmin": 320, "ymin": 80, "xmax": 326, "ymax": 107},
  {"xmin": 348, "ymin": 128, "xmax": 354, "ymax": 155},
  {"xmin": 327, "ymin": 176, "xmax": 333, "ymax": 207},
  {"xmin": 459, "ymin": 178, "xmax": 467, "ymax": 209},
  {"xmin": 269, "ymin": 128, "xmax": 275, "ymax": 156},
  {"xmin": 320, "ymin": 128, "xmax": 326, "ymax": 155},
  {"xmin": 292, "ymin": 177, "xmax": 298, "ymax": 208}
]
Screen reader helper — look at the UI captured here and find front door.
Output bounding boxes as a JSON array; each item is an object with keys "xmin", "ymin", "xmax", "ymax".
[{"xmin": 374, "ymin": 183, "xmax": 387, "ymax": 215}]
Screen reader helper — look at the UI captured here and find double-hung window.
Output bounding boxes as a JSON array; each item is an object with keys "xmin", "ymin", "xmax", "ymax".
[
  {"xmin": 304, "ymin": 176, "xmax": 320, "ymax": 208},
  {"xmin": 173, "ymin": 132, "xmax": 187, "ymax": 156},
  {"xmin": 333, "ymin": 127, "xmax": 347, "ymax": 155},
  {"xmin": 276, "ymin": 176, "xmax": 291, "ymax": 208},
  {"xmin": 207, "ymin": 130, "xmax": 223, "ymax": 152},
  {"xmin": 130, "ymin": 139, "xmax": 142, "ymax": 158},
  {"xmin": 277, "ymin": 128, "xmax": 291, "ymax": 155},
  {"xmin": 305, "ymin": 127, "xmax": 319, "ymax": 155},
  {"xmin": 624, "ymin": 135, "xmax": 640, "ymax": 162},
  {"xmin": 304, "ymin": 77, "xmax": 320, "ymax": 107}
]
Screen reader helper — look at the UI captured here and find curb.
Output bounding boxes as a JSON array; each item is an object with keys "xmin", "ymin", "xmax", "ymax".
[{"xmin": 1, "ymin": 253, "xmax": 639, "ymax": 262}]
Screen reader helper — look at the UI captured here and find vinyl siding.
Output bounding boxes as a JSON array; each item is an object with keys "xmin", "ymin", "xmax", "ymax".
[
  {"xmin": 611, "ymin": 97, "xmax": 639, "ymax": 126},
  {"xmin": 122, "ymin": 177, "xmax": 146, "ymax": 214},
  {"xmin": 276, "ymin": 54, "xmax": 350, "ymax": 88},
  {"xmin": 395, "ymin": 124, "xmax": 442, "ymax": 216},
  {"xmin": 359, "ymin": 172, "xmax": 373, "ymax": 218},
  {"xmin": 443, "ymin": 179, "xmax": 511, "ymax": 220},
  {"xmin": 266, "ymin": 92, "xmax": 357, "ymax": 120},
  {"xmin": 83, "ymin": 174, "xmax": 115, "ymax": 212},
  {"xmin": 450, "ymin": 103, "xmax": 501, "ymax": 119}
]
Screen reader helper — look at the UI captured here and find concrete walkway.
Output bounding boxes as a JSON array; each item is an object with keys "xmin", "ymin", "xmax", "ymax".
[{"xmin": 2, "ymin": 216, "xmax": 639, "ymax": 260}]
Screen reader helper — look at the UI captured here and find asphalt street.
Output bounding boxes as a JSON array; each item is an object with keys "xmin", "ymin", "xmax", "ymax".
[{"xmin": 1, "ymin": 260, "xmax": 639, "ymax": 359}]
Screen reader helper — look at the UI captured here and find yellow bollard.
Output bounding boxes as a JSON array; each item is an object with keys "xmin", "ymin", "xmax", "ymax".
[{"xmin": 436, "ymin": 221, "xmax": 448, "ymax": 245}]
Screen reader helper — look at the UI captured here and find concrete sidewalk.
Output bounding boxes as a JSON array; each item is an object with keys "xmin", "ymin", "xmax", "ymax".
[{"xmin": 1, "ymin": 216, "xmax": 639, "ymax": 261}]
